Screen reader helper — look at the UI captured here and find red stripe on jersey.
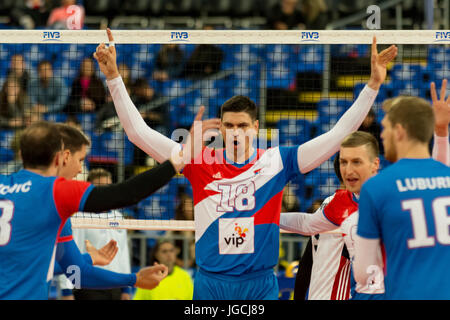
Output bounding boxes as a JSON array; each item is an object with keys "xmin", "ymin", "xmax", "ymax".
[
  {"xmin": 184, "ymin": 148, "xmax": 267, "ymax": 206},
  {"xmin": 252, "ymin": 190, "xmax": 283, "ymax": 226},
  {"xmin": 57, "ymin": 235, "xmax": 73, "ymax": 243},
  {"xmin": 53, "ymin": 177, "xmax": 92, "ymax": 220},
  {"xmin": 330, "ymin": 255, "xmax": 351, "ymax": 300}
]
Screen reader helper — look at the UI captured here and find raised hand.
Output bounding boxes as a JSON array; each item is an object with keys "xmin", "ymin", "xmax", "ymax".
[
  {"xmin": 135, "ymin": 263, "xmax": 169, "ymax": 290},
  {"xmin": 430, "ymin": 79, "xmax": 450, "ymax": 137},
  {"xmin": 86, "ymin": 239, "xmax": 118, "ymax": 266},
  {"xmin": 93, "ymin": 28, "xmax": 120, "ymax": 80},
  {"xmin": 171, "ymin": 106, "xmax": 221, "ymax": 171},
  {"xmin": 368, "ymin": 36, "xmax": 398, "ymax": 91}
]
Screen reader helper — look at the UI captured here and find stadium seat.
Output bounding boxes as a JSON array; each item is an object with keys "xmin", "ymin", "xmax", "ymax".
[
  {"xmin": 277, "ymin": 119, "xmax": 313, "ymax": 146},
  {"xmin": 88, "ymin": 131, "xmax": 134, "ymax": 165},
  {"xmin": 43, "ymin": 113, "xmax": 67, "ymax": 123},
  {"xmin": 316, "ymin": 99, "xmax": 351, "ymax": 123}
]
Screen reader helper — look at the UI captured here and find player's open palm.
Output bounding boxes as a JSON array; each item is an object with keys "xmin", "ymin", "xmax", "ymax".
[
  {"xmin": 369, "ymin": 36, "xmax": 398, "ymax": 90},
  {"xmin": 135, "ymin": 263, "xmax": 169, "ymax": 290},
  {"xmin": 86, "ymin": 239, "xmax": 118, "ymax": 266},
  {"xmin": 93, "ymin": 28, "xmax": 119, "ymax": 80},
  {"xmin": 430, "ymin": 79, "xmax": 450, "ymax": 133}
]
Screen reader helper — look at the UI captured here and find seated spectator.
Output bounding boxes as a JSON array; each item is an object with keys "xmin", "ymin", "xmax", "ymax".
[
  {"xmin": 65, "ymin": 57, "xmax": 106, "ymax": 114},
  {"xmin": 152, "ymin": 44, "xmax": 185, "ymax": 81},
  {"xmin": 29, "ymin": 60, "xmax": 69, "ymax": 115},
  {"xmin": 182, "ymin": 27, "xmax": 224, "ymax": 79},
  {"xmin": 71, "ymin": 168, "xmax": 133, "ymax": 300},
  {"xmin": 118, "ymin": 63, "xmax": 132, "ymax": 88},
  {"xmin": 133, "ymin": 239, "xmax": 194, "ymax": 300},
  {"xmin": 0, "ymin": 129, "xmax": 23, "ymax": 175},
  {"xmin": 47, "ymin": 0, "xmax": 85, "ymax": 30},
  {"xmin": 0, "ymin": 76, "xmax": 31, "ymax": 129},
  {"xmin": 130, "ymin": 78, "xmax": 169, "ymax": 165},
  {"xmin": 171, "ymin": 189, "xmax": 195, "ymax": 269},
  {"xmin": 267, "ymin": 0, "xmax": 306, "ymax": 30},
  {"xmin": 10, "ymin": 0, "xmax": 52, "ymax": 29},
  {"xmin": 301, "ymin": 0, "xmax": 329, "ymax": 29},
  {"xmin": 7, "ymin": 54, "xmax": 30, "ymax": 92}
]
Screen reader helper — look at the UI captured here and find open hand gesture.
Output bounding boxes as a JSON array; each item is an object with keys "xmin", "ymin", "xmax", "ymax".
[
  {"xmin": 430, "ymin": 79, "xmax": 450, "ymax": 137},
  {"xmin": 368, "ymin": 36, "xmax": 398, "ymax": 90},
  {"xmin": 93, "ymin": 28, "xmax": 120, "ymax": 80},
  {"xmin": 86, "ymin": 239, "xmax": 118, "ymax": 266}
]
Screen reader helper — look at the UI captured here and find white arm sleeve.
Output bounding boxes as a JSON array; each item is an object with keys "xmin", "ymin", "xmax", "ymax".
[
  {"xmin": 106, "ymin": 76, "xmax": 181, "ymax": 163},
  {"xmin": 432, "ymin": 133, "xmax": 450, "ymax": 166},
  {"xmin": 297, "ymin": 85, "xmax": 378, "ymax": 173},
  {"xmin": 353, "ymin": 235, "xmax": 383, "ymax": 287},
  {"xmin": 280, "ymin": 210, "xmax": 338, "ymax": 235}
]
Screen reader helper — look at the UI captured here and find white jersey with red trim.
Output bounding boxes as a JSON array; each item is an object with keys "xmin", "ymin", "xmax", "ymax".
[
  {"xmin": 182, "ymin": 146, "xmax": 300, "ymax": 276},
  {"xmin": 307, "ymin": 195, "xmax": 351, "ymax": 300}
]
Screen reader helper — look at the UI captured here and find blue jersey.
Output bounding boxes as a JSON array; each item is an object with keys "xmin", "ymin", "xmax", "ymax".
[
  {"xmin": 0, "ymin": 170, "xmax": 93, "ymax": 300},
  {"xmin": 357, "ymin": 158, "xmax": 450, "ymax": 300},
  {"xmin": 183, "ymin": 146, "xmax": 300, "ymax": 276}
]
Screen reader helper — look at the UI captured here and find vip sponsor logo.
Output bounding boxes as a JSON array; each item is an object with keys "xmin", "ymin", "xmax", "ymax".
[
  {"xmin": 301, "ymin": 31, "xmax": 319, "ymax": 42},
  {"xmin": 42, "ymin": 31, "xmax": 62, "ymax": 42},
  {"xmin": 435, "ymin": 31, "xmax": 450, "ymax": 42},
  {"xmin": 219, "ymin": 217, "xmax": 254, "ymax": 254},
  {"xmin": 170, "ymin": 31, "xmax": 189, "ymax": 42}
]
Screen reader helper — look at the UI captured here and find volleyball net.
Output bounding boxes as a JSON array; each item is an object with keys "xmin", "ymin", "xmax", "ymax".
[{"xmin": 0, "ymin": 29, "xmax": 448, "ymax": 231}]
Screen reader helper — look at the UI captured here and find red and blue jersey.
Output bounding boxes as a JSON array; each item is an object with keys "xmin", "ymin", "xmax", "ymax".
[
  {"xmin": 183, "ymin": 146, "xmax": 300, "ymax": 276},
  {"xmin": 0, "ymin": 169, "xmax": 93, "ymax": 300}
]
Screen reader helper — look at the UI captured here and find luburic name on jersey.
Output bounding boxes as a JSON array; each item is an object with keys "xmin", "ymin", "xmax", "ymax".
[
  {"xmin": 0, "ymin": 181, "xmax": 32, "ymax": 195},
  {"xmin": 396, "ymin": 176, "xmax": 450, "ymax": 192}
]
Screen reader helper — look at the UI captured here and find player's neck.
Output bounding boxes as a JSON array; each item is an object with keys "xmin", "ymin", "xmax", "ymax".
[
  {"xmin": 396, "ymin": 140, "xmax": 430, "ymax": 160},
  {"xmin": 227, "ymin": 146, "xmax": 255, "ymax": 164},
  {"xmin": 25, "ymin": 166, "xmax": 58, "ymax": 177}
]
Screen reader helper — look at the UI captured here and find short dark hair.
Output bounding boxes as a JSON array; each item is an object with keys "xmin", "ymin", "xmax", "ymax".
[
  {"xmin": 333, "ymin": 152, "xmax": 343, "ymax": 183},
  {"xmin": 87, "ymin": 168, "xmax": 112, "ymax": 183},
  {"xmin": 220, "ymin": 95, "xmax": 257, "ymax": 121},
  {"xmin": 386, "ymin": 96, "xmax": 434, "ymax": 144},
  {"xmin": 20, "ymin": 121, "xmax": 63, "ymax": 169},
  {"xmin": 55, "ymin": 123, "xmax": 91, "ymax": 153}
]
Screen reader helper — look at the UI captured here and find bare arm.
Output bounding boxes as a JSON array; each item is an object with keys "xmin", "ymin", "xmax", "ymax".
[{"xmin": 430, "ymin": 79, "xmax": 450, "ymax": 166}]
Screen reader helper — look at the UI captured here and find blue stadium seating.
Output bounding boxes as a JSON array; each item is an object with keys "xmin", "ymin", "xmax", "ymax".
[{"xmin": 0, "ymin": 130, "xmax": 15, "ymax": 163}]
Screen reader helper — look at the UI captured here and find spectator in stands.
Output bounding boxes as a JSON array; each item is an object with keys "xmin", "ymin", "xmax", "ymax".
[
  {"xmin": 10, "ymin": 0, "xmax": 52, "ymax": 29},
  {"xmin": 301, "ymin": 0, "xmax": 329, "ymax": 29},
  {"xmin": 266, "ymin": 0, "xmax": 306, "ymax": 30},
  {"xmin": 133, "ymin": 239, "xmax": 194, "ymax": 300},
  {"xmin": 0, "ymin": 129, "xmax": 23, "ymax": 175},
  {"xmin": 182, "ymin": 26, "xmax": 224, "ymax": 79},
  {"xmin": 47, "ymin": 0, "xmax": 85, "ymax": 30},
  {"xmin": 29, "ymin": 60, "xmax": 69, "ymax": 115},
  {"xmin": 152, "ymin": 44, "xmax": 185, "ymax": 81},
  {"xmin": 7, "ymin": 54, "xmax": 30, "ymax": 92},
  {"xmin": 358, "ymin": 108, "xmax": 383, "ymax": 155},
  {"xmin": 118, "ymin": 63, "xmax": 132, "ymax": 88},
  {"xmin": 171, "ymin": 189, "xmax": 195, "ymax": 270},
  {"xmin": 65, "ymin": 57, "xmax": 106, "ymax": 114},
  {"xmin": 0, "ymin": 76, "xmax": 31, "ymax": 129},
  {"xmin": 70, "ymin": 168, "xmax": 133, "ymax": 300}
]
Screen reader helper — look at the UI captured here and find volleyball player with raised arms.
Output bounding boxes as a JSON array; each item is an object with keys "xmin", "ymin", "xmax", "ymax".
[{"xmin": 95, "ymin": 28, "xmax": 397, "ymax": 300}]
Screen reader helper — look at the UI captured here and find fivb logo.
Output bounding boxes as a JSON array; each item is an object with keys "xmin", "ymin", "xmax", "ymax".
[
  {"xmin": 435, "ymin": 31, "xmax": 450, "ymax": 42},
  {"xmin": 42, "ymin": 31, "xmax": 61, "ymax": 42},
  {"xmin": 219, "ymin": 217, "xmax": 254, "ymax": 254},
  {"xmin": 301, "ymin": 31, "xmax": 319, "ymax": 42},
  {"xmin": 170, "ymin": 31, "xmax": 189, "ymax": 42}
]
